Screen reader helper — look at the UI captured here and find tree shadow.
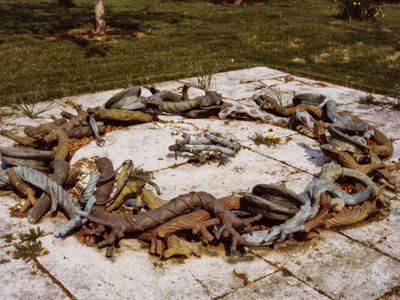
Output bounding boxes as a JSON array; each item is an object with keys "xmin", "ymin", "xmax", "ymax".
[
  {"xmin": 107, "ymin": 5, "xmax": 198, "ymax": 30},
  {"xmin": 0, "ymin": 1, "xmax": 93, "ymax": 35},
  {"xmin": 0, "ymin": 0, "xmax": 209, "ymax": 38}
]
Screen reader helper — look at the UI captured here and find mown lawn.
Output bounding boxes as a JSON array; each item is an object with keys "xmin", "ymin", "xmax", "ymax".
[{"xmin": 0, "ymin": 0, "xmax": 399, "ymax": 105}]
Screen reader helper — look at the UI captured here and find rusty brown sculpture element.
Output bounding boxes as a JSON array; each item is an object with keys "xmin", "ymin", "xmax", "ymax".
[
  {"xmin": 43, "ymin": 127, "xmax": 69, "ymax": 161},
  {"xmin": 254, "ymin": 94, "xmax": 323, "ymax": 119},
  {"xmin": 161, "ymin": 235, "xmax": 202, "ymax": 259},
  {"xmin": 321, "ymin": 116, "xmax": 393, "ymax": 159},
  {"xmin": 325, "ymin": 200, "xmax": 378, "ymax": 228},
  {"xmin": 89, "ymin": 108, "xmax": 153, "ymax": 123},
  {"xmin": 60, "ymin": 106, "xmax": 89, "ymax": 131},
  {"xmin": 0, "ymin": 147, "xmax": 54, "ymax": 171},
  {"xmin": 106, "ymin": 170, "xmax": 145, "ymax": 211},
  {"xmin": 303, "ymin": 193, "xmax": 331, "ymax": 232},
  {"xmin": 104, "ymin": 85, "xmax": 222, "ymax": 118},
  {"xmin": 138, "ymin": 209, "xmax": 218, "ymax": 257},
  {"xmin": 337, "ymin": 152, "xmax": 400, "ymax": 189},
  {"xmin": 1, "ymin": 157, "xmax": 49, "ymax": 172},
  {"xmin": 318, "ymin": 126, "xmax": 398, "ymax": 190},
  {"xmin": 5, "ymin": 168, "xmax": 36, "ymax": 213},
  {"xmin": 104, "ymin": 160, "xmax": 161, "ymax": 211},
  {"xmin": 23, "ymin": 123, "xmax": 69, "ymax": 161},
  {"xmin": 93, "ymin": 157, "xmax": 115, "ymax": 205},
  {"xmin": 338, "ymin": 113, "xmax": 393, "ymax": 158},
  {"xmin": 0, "ymin": 147, "xmax": 54, "ymax": 161},
  {"xmin": 66, "ymin": 125, "xmax": 105, "ymax": 139},
  {"xmin": 87, "ymin": 192, "xmax": 261, "ymax": 256},
  {"xmin": 368, "ymin": 126, "xmax": 393, "ymax": 159},
  {"xmin": 27, "ymin": 159, "xmax": 70, "ymax": 223},
  {"xmin": 0, "ymin": 130, "xmax": 37, "ymax": 147},
  {"xmin": 158, "ymin": 91, "xmax": 222, "ymax": 113},
  {"xmin": 137, "ymin": 195, "xmax": 241, "ymax": 257},
  {"xmin": 138, "ymin": 188, "xmax": 168, "ymax": 210}
]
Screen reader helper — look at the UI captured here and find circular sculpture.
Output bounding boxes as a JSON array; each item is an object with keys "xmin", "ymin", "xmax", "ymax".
[{"xmin": 0, "ymin": 83, "xmax": 398, "ymax": 259}]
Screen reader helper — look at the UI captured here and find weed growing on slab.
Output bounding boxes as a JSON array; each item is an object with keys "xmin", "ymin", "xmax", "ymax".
[
  {"xmin": 358, "ymin": 94, "xmax": 376, "ymax": 105},
  {"xmin": 250, "ymin": 132, "xmax": 281, "ymax": 147},
  {"xmin": 10, "ymin": 91, "xmax": 53, "ymax": 119},
  {"xmin": 12, "ymin": 227, "xmax": 48, "ymax": 262}
]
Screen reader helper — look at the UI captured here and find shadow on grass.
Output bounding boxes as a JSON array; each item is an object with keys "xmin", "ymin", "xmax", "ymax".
[
  {"xmin": 0, "ymin": 1, "xmax": 196, "ymax": 36},
  {"xmin": 107, "ymin": 5, "xmax": 199, "ymax": 30},
  {"xmin": 0, "ymin": 2, "xmax": 93, "ymax": 35}
]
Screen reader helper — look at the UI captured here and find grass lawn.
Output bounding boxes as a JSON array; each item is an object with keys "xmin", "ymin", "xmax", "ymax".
[{"xmin": 0, "ymin": 0, "xmax": 399, "ymax": 105}]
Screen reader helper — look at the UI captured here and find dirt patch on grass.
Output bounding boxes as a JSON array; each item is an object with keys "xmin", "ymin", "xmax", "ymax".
[{"xmin": 48, "ymin": 26, "xmax": 149, "ymax": 43}]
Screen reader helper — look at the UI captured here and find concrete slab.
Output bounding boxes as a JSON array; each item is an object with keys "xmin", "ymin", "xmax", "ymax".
[
  {"xmin": 255, "ymin": 231, "xmax": 400, "ymax": 300},
  {"xmin": 70, "ymin": 122, "xmax": 190, "ymax": 172},
  {"xmin": 186, "ymin": 252, "xmax": 277, "ymax": 298},
  {"xmin": 153, "ymin": 149, "xmax": 306, "ymax": 200},
  {"xmin": 0, "ymin": 247, "xmax": 68, "ymax": 300},
  {"xmin": 247, "ymin": 133, "xmax": 329, "ymax": 175},
  {"xmin": 182, "ymin": 118, "xmax": 296, "ymax": 141},
  {"xmin": 37, "ymin": 235, "xmax": 211, "ymax": 300},
  {"xmin": 341, "ymin": 201, "xmax": 400, "ymax": 261},
  {"xmin": 223, "ymin": 271, "xmax": 330, "ymax": 300},
  {"xmin": 339, "ymin": 103, "xmax": 400, "ymax": 141},
  {"xmin": 0, "ymin": 195, "xmax": 58, "ymax": 249},
  {"xmin": 181, "ymin": 118, "xmax": 328, "ymax": 174}
]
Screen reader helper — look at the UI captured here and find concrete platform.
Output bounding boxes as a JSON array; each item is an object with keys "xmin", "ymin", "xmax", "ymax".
[{"xmin": 0, "ymin": 67, "xmax": 399, "ymax": 299}]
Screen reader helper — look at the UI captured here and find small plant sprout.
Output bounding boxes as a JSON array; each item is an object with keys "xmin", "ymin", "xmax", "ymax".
[
  {"xmin": 187, "ymin": 61, "xmax": 221, "ymax": 91},
  {"xmin": 11, "ymin": 91, "xmax": 53, "ymax": 119},
  {"xmin": 12, "ymin": 227, "xmax": 48, "ymax": 262},
  {"xmin": 250, "ymin": 132, "xmax": 281, "ymax": 147},
  {"xmin": 358, "ymin": 94, "xmax": 375, "ymax": 105},
  {"xmin": 257, "ymin": 81, "xmax": 283, "ymax": 106}
]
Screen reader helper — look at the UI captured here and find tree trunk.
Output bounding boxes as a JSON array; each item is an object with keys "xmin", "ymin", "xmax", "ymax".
[{"xmin": 95, "ymin": 0, "xmax": 106, "ymax": 35}]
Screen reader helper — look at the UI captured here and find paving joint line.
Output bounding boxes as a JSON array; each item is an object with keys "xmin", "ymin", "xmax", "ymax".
[
  {"xmin": 147, "ymin": 120, "xmax": 316, "ymax": 179},
  {"xmin": 376, "ymin": 284, "xmax": 400, "ymax": 299},
  {"xmin": 212, "ymin": 270, "xmax": 281, "ymax": 300},
  {"xmin": 338, "ymin": 231, "xmax": 400, "ymax": 264},
  {"xmin": 253, "ymin": 251, "xmax": 335, "ymax": 300},
  {"xmin": 32, "ymin": 257, "xmax": 77, "ymax": 300},
  {"xmin": 188, "ymin": 270, "xmax": 214, "ymax": 300},
  {"xmin": 242, "ymin": 145, "xmax": 316, "ymax": 177}
]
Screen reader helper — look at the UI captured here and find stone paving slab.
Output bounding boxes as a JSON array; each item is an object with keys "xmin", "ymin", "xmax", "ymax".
[
  {"xmin": 341, "ymin": 201, "xmax": 400, "ymax": 261},
  {"xmin": 37, "ymin": 235, "xmax": 210, "ymax": 300},
  {"xmin": 180, "ymin": 118, "xmax": 327, "ymax": 175},
  {"xmin": 70, "ymin": 122, "xmax": 190, "ymax": 171},
  {"xmin": 0, "ymin": 67, "xmax": 399, "ymax": 299},
  {"xmin": 0, "ymin": 247, "xmax": 68, "ymax": 300},
  {"xmin": 255, "ymin": 231, "xmax": 400, "ymax": 300},
  {"xmin": 339, "ymin": 103, "xmax": 400, "ymax": 141},
  {"xmin": 223, "ymin": 271, "xmax": 330, "ymax": 300},
  {"xmin": 0, "ymin": 195, "xmax": 58, "ymax": 249},
  {"xmin": 184, "ymin": 252, "xmax": 277, "ymax": 298},
  {"xmin": 247, "ymin": 133, "xmax": 329, "ymax": 175},
  {"xmin": 153, "ymin": 150, "xmax": 310, "ymax": 200}
]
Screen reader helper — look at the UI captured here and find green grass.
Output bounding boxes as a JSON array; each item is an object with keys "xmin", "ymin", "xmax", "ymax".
[{"xmin": 0, "ymin": 0, "xmax": 399, "ymax": 105}]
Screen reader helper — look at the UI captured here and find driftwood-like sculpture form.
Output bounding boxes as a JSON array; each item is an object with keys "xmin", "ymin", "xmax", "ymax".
[
  {"xmin": 169, "ymin": 132, "xmax": 240, "ymax": 163},
  {"xmin": 0, "ymin": 82, "xmax": 397, "ymax": 261},
  {"xmin": 103, "ymin": 85, "xmax": 223, "ymax": 118},
  {"xmin": 241, "ymin": 163, "xmax": 375, "ymax": 246}
]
